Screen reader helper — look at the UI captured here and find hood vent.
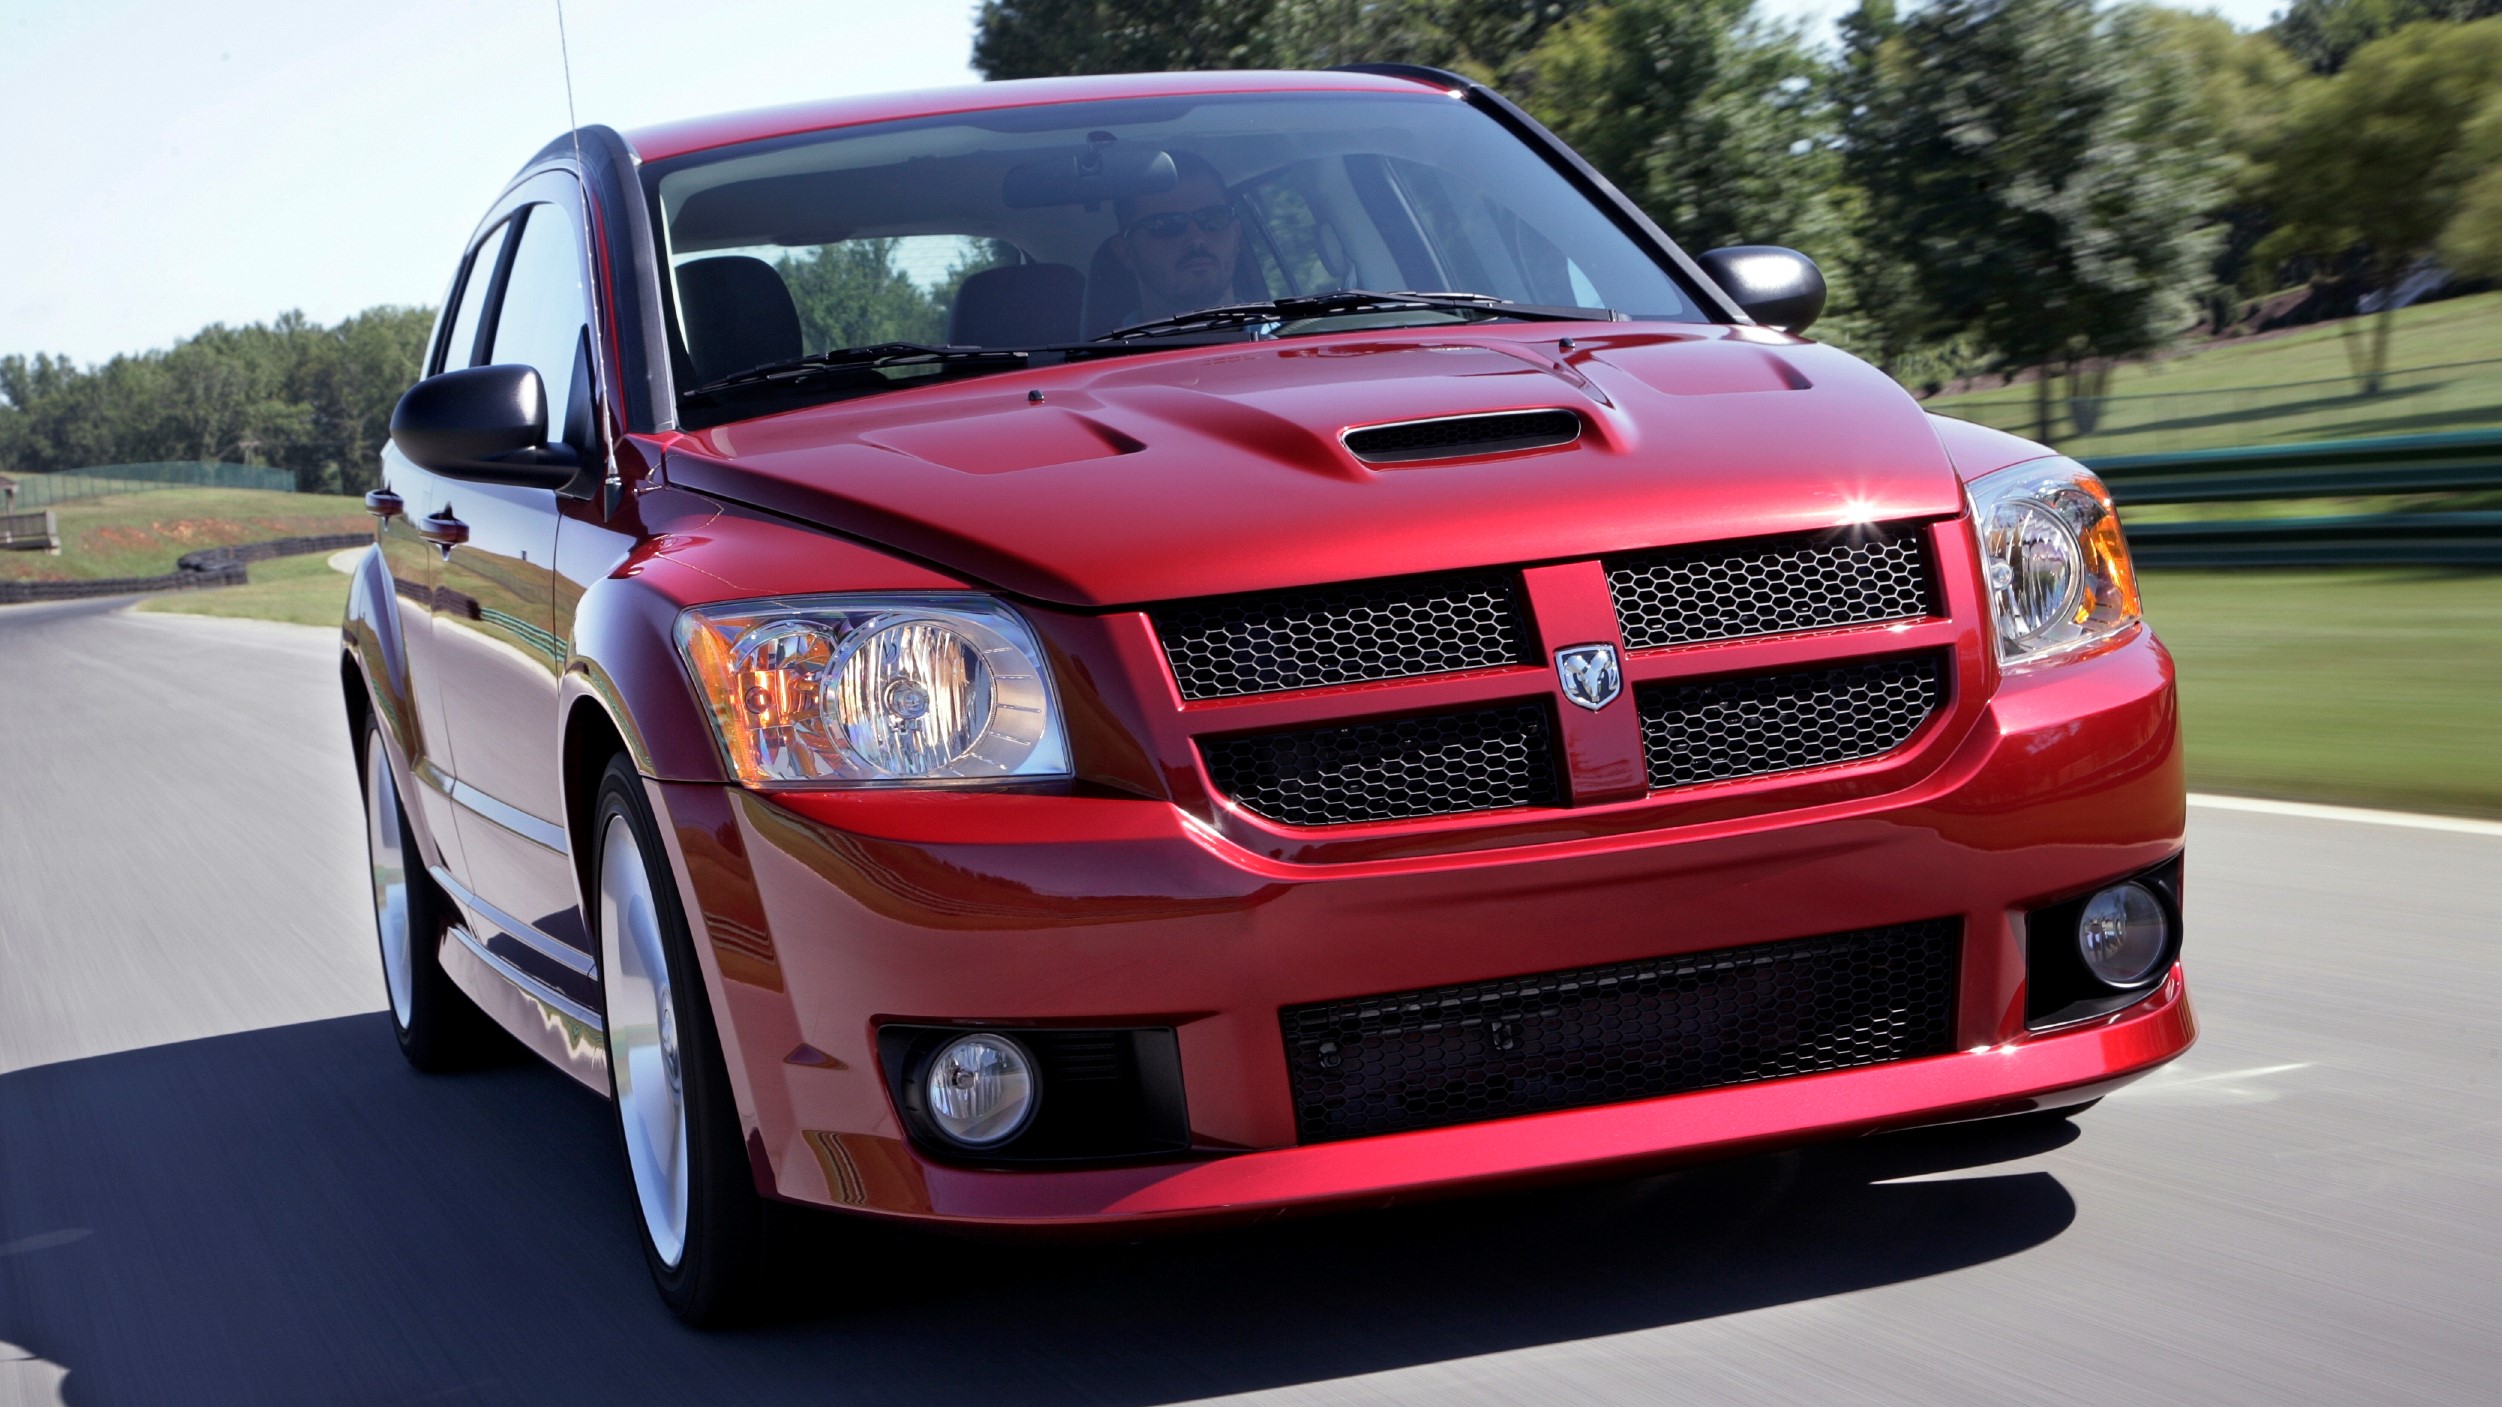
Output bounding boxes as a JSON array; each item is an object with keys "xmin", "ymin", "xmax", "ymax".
[{"xmin": 1342, "ymin": 409, "xmax": 1582, "ymax": 464}]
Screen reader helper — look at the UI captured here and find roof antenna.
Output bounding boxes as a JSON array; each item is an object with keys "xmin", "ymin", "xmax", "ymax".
[{"xmin": 555, "ymin": 0, "xmax": 622, "ymax": 518}]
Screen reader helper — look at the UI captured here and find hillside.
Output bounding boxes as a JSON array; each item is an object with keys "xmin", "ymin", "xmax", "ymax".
[{"xmin": 1923, "ymin": 291, "xmax": 2502, "ymax": 457}]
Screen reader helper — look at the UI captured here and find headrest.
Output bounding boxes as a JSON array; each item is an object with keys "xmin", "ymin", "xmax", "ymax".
[
  {"xmin": 674, "ymin": 256, "xmax": 802, "ymax": 386},
  {"xmin": 948, "ymin": 263, "xmax": 1084, "ymax": 347}
]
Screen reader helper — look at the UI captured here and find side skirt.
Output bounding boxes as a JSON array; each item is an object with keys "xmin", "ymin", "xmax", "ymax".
[{"xmin": 438, "ymin": 923, "xmax": 612, "ymax": 1095}]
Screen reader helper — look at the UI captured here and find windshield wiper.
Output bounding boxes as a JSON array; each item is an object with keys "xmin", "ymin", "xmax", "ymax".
[
  {"xmin": 680, "ymin": 342, "xmax": 1030, "ymax": 402},
  {"xmin": 1096, "ymin": 290, "xmax": 1617, "ymax": 342}
]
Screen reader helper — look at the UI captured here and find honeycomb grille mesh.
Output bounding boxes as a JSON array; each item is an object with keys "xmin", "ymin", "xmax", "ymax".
[
  {"xmin": 1202, "ymin": 702, "xmax": 1558, "ymax": 826},
  {"xmin": 1638, "ymin": 655, "xmax": 1944, "ymax": 790},
  {"xmin": 1154, "ymin": 572, "xmax": 1534, "ymax": 701},
  {"xmin": 1283, "ymin": 919, "xmax": 1961, "ymax": 1142},
  {"xmin": 1342, "ymin": 410, "xmax": 1582, "ymax": 463},
  {"xmin": 1608, "ymin": 529, "xmax": 1934, "ymax": 650}
]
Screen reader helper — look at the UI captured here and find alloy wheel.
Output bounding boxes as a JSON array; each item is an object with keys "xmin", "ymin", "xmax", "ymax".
[
  {"xmin": 600, "ymin": 813, "xmax": 691, "ymax": 1268},
  {"xmin": 364, "ymin": 732, "xmax": 415, "ymax": 1030}
]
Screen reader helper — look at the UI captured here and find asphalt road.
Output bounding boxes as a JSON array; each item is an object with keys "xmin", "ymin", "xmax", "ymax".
[{"xmin": 3, "ymin": 595, "xmax": 2496, "ymax": 1407}]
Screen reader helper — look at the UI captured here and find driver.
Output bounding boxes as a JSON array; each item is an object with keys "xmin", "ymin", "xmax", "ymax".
[{"xmin": 1112, "ymin": 151, "xmax": 1245, "ymax": 322}]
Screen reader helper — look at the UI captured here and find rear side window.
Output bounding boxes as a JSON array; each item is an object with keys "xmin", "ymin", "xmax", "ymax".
[
  {"xmin": 1387, "ymin": 157, "xmax": 1604, "ymax": 309},
  {"xmin": 1239, "ymin": 167, "xmax": 1342, "ymax": 294},
  {"xmin": 436, "ymin": 219, "xmax": 514, "ymax": 374},
  {"xmin": 489, "ymin": 204, "xmax": 593, "ymax": 445}
]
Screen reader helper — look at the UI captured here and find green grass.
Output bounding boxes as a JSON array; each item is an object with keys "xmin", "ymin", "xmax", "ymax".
[
  {"xmin": 0, "ymin": 487, "xmax": 368, "ymax": 582},
  {"xmin": 136, "ymin": 550, "xmax": 354, "ymax": 629},
  {"xmin": 1926, "ymin": 292, "xmax": 2502, "ymax": 456},
  {"xmin": 2145, "ymin": 568, "xmax": 2502, "ymax": 819}
]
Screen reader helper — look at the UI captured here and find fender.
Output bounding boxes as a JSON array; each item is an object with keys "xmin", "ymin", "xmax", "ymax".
[
  {"xmin": 552, "ymin": 485, "xmax": 983, "ymax": 1193},
  {"xmin": 341, "ymin": 542, "xmax": 460, "ymax": 877}
]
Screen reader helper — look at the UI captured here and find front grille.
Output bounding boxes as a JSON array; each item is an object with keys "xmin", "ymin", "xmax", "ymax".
[
  {"xmin": 1282, "ymin": 919, "xmax": 1961, "ymax": 1142},
  {"xmin": 1637, "ymin": 654, "xmax": 1944, "ymax": 790},
  {"xmin": 1154, "ymin": 571, "xmax": 1534, "ymax": 701},
  {"xmin": 1607, "ymin": 528, "xmax": 1934, "ymax": 650},
  {"xmin": 1343, "ymin": 409, "xmax": 1583, "ymax": 464},
  {"xmin": 1202, "ymin": 702, "xmax": 1558, "ymax": 826}
]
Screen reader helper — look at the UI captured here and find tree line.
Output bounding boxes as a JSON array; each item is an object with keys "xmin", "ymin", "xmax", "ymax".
[
  {"xmin": 0, "ymin": 308, "xmax": 433, "ymax": 494},
  {"xmin": 7, "ymin": 0, "xmax": 2497, "ymax": 488}
]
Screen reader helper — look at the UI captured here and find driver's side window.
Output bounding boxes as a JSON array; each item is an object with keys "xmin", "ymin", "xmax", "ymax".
[
  {"xmin": 488, "ymin": 203, "xmax": 594, "ymax": 453},
  {"xmin": 434, "ymin": 219, "xmax": 514, "ymax": 375}
]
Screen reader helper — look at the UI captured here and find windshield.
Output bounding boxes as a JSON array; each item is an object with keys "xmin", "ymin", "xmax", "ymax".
[{"xmin": 646, "ymin": 90, "xmax": 1703, "ymax": 419}]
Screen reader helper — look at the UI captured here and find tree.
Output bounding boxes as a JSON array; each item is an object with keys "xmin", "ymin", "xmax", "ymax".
[
  {"xmin": 2137, "ymin": 7, "xmax": 2310, "ymax": 329},
  {"xmin": 778, "ymin": 240, "xmax": 947, "ymax": 351},
  {"xmin": 970, "ymin": 0, "xmax": 1599, "ymax": 83},
  {"xmin": 0, "ymin": 306, "xmax": 434, "ymax": 492},
  {"xmin": 1842, "ymin": 0, "xmax": 2222, "ymax": 441},
  {"xmin": 2439, "ymin": 92, "xmax": 2502, "ymax": 278},
  {"xmin": 2272, "ymin": 0, "xmax": 2502, "ymax": 75},
  {"xmin": 972, "ymin": 0, "xmax": 1283, "ymax": 79},
  {"xmin": 2253, "ymin": 18, "xmax": 2502, "ymax": 391}
]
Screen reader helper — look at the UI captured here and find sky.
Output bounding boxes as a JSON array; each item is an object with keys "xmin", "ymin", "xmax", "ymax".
[{"xmin": 0, "ymin": 0, "xmax": 2289, "ymax": 367}]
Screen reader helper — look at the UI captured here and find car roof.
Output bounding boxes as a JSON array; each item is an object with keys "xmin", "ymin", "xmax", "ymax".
[{"xmin": 619, "ymin": 68, "xmax": 1447, "ymax": 165}]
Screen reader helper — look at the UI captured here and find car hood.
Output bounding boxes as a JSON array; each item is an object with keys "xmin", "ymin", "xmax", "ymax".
[{"xmin": 662, "ymin": 325, "xmax": 1969, "ymax": 608}]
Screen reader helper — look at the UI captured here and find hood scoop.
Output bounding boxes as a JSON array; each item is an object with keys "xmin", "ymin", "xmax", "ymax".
[{"xmin": 1342, "ymin": 408, "xmax": 1582, "ymax": 465}]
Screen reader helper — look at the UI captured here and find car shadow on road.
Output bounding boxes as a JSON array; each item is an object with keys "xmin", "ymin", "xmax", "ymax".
[{"xmin": 0, "ymin": 1014, "xmax": 2079, "ymax": 1406}]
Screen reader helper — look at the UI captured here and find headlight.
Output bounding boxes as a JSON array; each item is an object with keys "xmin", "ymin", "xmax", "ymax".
[
  {"xmin": 675, "ymin": 594, "xmax": 1071, "ymax": 787},
  {"xmin": 1966, "ymin": 457, "xmax": 2142, "ymax": 666}
]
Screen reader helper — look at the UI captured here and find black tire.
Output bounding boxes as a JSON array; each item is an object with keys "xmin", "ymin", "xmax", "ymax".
[
  {"xmin": 360, "ymin": 721, "xmax": 502, "ymax": 1072},
  {"xmin": 590, "ymin": 755, "xmax": 768, "ymax": 1325}
]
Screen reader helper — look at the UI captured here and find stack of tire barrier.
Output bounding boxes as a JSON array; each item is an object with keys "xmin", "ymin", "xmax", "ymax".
[{"xmin": 0, "ymin": 532, "xmax": 370, "ymax": 605}]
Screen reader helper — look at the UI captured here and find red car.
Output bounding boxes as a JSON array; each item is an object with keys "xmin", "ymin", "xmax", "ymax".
[{"xmin": 344, "ymin": 66, "xmax": 2192, "ymax": 1323}]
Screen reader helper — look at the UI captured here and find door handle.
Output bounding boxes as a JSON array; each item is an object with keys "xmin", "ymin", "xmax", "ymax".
[
  {"xmin": 416, "ymin": 509, "xmax": 469, "ymax": 559},
  {"xmin": 364, "ymin": 489, "xmax": 404, "ymax": 518}
]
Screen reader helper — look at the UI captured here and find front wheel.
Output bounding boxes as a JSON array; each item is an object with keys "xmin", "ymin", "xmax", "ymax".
[
  {"xmin": 361, "ymin": 723, "xmax": 500, "ymax": 1070},
  {"xmin": 592, "ymin": 754, "xmax": 767, "ymax": 1325}
]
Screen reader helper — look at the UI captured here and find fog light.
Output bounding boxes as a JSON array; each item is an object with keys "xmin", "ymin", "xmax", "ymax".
[
  {"xmin": 924, "ymin": 1033, "xmax": 1037, "ymax": 1148},
  {"xmin": 2077, "ymin": 883, "xmax": 2168, "ymax": 987}
]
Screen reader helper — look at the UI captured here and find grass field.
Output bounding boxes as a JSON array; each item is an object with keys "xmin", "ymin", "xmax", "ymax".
[
  {"xmin": 2144, "ymin": 568, "xmax": 2502, "ymax": 819},
  {"xmin": 1926, "ymin": 291, "xmax": 2502, "ymax": 457},
  {"xmin": 0, "ymin": 487, "xmax": 368, "ymax": 582},
  {"xmin": 137, "ymin": 550, "xmax": 354, "ymax": 629}
]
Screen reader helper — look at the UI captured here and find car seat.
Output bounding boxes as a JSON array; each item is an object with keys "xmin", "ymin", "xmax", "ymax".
[
  {"xmin": 948, "ymin": 263, "xmax": 1085, "ymax": 346},
  {"xmin": 675, "ymin": 256, "xmax": 802, "ymax": 386}
]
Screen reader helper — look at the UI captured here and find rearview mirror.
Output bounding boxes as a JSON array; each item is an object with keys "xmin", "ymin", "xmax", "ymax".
[
  {"xmin": 1003, "ymin": 143, "xmax": 1178, "ymax": 209},
  {"xmin": 1697, "ymin": 246, "xmax": 1827, "ymax": 334},
  {"xmin": 390, "ymin": 364, "xmax": 580, "ymax": 488}
]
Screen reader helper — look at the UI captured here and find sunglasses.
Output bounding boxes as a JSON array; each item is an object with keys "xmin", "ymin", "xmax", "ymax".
[{"xmin": 1127, "ymin": 205, "xmax": 1239, "ymax": 239}]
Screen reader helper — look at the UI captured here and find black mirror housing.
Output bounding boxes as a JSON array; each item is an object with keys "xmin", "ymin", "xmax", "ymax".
[
  {"xmin": 390, "ymin": 364, "xmax": 580, "ymax": 488},
  {"xmin": 1697, "ymin": 246, "xmax": 1827, "ymax": 334}
]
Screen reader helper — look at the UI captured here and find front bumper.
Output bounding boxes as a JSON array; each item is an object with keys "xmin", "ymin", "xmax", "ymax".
[{"xmin": 650, "ymin": 627, "xmax": 2191, "ymax": 1226}]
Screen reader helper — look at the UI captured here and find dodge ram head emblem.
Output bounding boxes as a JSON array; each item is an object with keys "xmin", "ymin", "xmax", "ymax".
[{"xmin": 1555, "ymin": 644, "xmax": 1622, "ymax": 711}]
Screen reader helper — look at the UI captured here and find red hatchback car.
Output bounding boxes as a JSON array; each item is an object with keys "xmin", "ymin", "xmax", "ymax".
[{"xmin": 344, "ymin": 66, "xmax": 2194, "ymax": 1322}]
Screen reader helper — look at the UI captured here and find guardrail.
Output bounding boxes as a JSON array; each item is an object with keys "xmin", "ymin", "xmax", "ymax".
[
  {"xmin": 2085, "ymin": 430, "xmax": 2502, "ymax": 567},
  {"xmin": 0, "ymin": 532, "xmax": 368, "ymax": 605}
]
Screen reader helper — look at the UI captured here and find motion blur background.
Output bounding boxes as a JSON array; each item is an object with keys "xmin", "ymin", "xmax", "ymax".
[{"xmin": 2, "ymin": 6, "xmax": 2497, "ymax": 1404}]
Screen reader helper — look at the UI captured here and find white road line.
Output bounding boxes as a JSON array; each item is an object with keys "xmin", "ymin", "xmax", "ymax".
[{"xmin": 2189, "ymin": 793, "xmax": 2502, "ymax": 839}]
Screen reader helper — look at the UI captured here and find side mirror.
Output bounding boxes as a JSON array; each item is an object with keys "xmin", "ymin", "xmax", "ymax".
[
  {"xmin": 1697, "ymin": 246, "xmax": 1827, "ymax": 334},
  {"xmin": 390, "ymin": 364, "xmax": 580, "ymax": 488}
]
